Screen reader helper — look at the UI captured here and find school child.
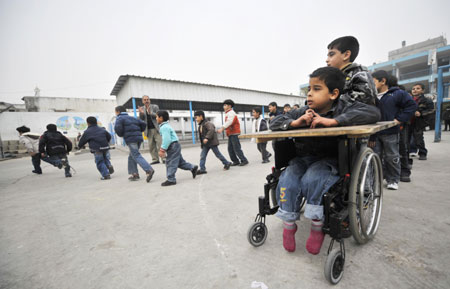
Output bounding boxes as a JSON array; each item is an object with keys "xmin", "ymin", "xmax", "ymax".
[
  {"xmin": 194, "ymin": 110, "xmax": 231, "ymax": 174},
  {"xmin": 326, "ymin": 36, "xmax": 377, "ymax": 105},
  {"xmin": 114, "ymin": 106, "xmax": 154, "ymax": 182},
  {"xmin": 16, "ymin": 125, "xmax": 42, "ymax": 174},
  {"xmin": 157, "ymin": 110, "xmax": 198, "ymax": 186},
  {"xmin": 217, "ymin": 99, "xmax": 249, "ymax": 166},
  {"xmin": 369, "ymin": 71, "xmax": 417, "ymax": 190},
  {"xmin": 251, "ymin": 107, "xmax": 271, "ymax": 163},
  {"xmin": 78, "ymin": 117, "xmax": 115, "ymax": 180},
  {"xmin": 270, "ymin": 67, "xmax": 380, "ymax": 255},
  {"xmin": 39, "ymin": 124, "xmax": 73, "ymax": 177}
]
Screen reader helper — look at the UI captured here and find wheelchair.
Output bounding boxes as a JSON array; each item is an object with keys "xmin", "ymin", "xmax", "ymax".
[{"xmin": 247, "ymin": 136, "xmax": 383, "ymax": 284}]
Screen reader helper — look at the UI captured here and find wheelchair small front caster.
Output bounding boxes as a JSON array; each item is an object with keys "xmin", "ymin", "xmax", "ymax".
[
  {"xmin": 247, "ymin": 222, "xmax": 267, "ymax": 247},
  {"xmin": 324, "ymin": 248, "xmax": 345, "ymax": 284}
]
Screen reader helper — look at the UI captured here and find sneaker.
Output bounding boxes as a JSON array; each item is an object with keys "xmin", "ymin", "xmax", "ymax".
[
  {"xmin": 128, "ymin": 174, "xmax": 140, "ymax": 181},
  {"xmin": 267, "ymin": 153, "xmax": 272, "ymax": 159},
  {"xmin": 101, "ymin": 175, "xmax": 111, "ymax": 180},
  {"xmin": 230, "ymin": 162, "xmax": 240, "ymax": 166},
  {"xmin": 32, "ymin": 170, "xmax": 42, "ymax": 175},
  {"xmin": 282, "ymin": 223, "xmax": 297, "ymax": 252},
  {"xmin": 400, "ymin": 175, "xmax": 411, "ymax": 182},
  {"xmin": 161, "ymin": 180, "xmax": 176, "ymax": 186},
  {"xmin": 387, "ymin": 182, "xmax": 399, "ymax": 190},
  {"xmin": 108, "ymin": 165, "xmax": 114, "ymax": 174},
  {"xmin": 196, "ymin": 170, "xmax": 207, "ymax": 175},
  {"xmin": 65, "ymin": 172, "xmax": 72, "ymax": 178},
  {"xmin": 239, "ymin": 160, "xmax": 249, "ymax": 166},
  {"xmin": 191, "ymin": 165, "xmax": 199, "ymax": 179},
  {"xmin": 151, "ymin": 160, "xmax": 160, "ymax": 165},
  {"xmin": 223, "ymin": 163, "xmax": 231, "ymax": 170},
  {"xmin": 306, "ymin": 220, "xmax": 325, "ymax": 255},
  {"xmin": 262, "ymin": 159, "xmax": 270, "ymax": 163},
  {"xmin": 57, "ymin": 163, "xmax": 63, "ymax": 169},
  {"xmin": 419, "ymin": 155, "xmax": 427, "ymax": 160},
  {"xmin": 146, "ymin": 169, "xmax": 155, "ymax": 183}
]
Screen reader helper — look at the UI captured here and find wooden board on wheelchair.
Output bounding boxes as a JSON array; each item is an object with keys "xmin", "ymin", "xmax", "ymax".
[{"xmin": 239, "ymin": 121, "xmax": 397, "ymax": 143}]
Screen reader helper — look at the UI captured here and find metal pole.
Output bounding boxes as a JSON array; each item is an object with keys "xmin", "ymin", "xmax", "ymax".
[
  {"xmin": 262, "ymin": 106, "xmax": 265, "ymax": 119},
  {"xmin": 132, "ymin": 98, "xmax": 137, "ymax": 118},
  {"xmin": 189, "ymin": 101, "xmax": 195, "ymax": 144},
  {"xmin": 434, "ymin": 65, "xmax": 450, "ymax": 142},
  {"xmin": 243, "ymin": 111, "xmax": 247, "ymax": 134},
  {"xmin": 221, "ymin": 111, "xmax": 224, "ymax": 140}
]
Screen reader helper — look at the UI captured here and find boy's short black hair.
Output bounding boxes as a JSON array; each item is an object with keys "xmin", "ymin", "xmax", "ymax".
[
  {"xmin": 115, "ymin": 106, "xmax": 126, "ymax": 113},
  {"xmin": 372, "ymin": 70, "xmax": 399, "ymax": 88},
  {"xmin": 268, "ymin": 102, "xmax": 277, "ymax": 107},
  {"xmin": 388, "ymin": 75, "xmax": 398, "ymax": 88},
  {"xmin": 413, "ymin": 83, "xmax": 425, "ymax": 90},
  {"xmin": 293, "ymin": 104, "xmax": 300, "ymax": 108},
  {"xmin": 223, "ymin": 99, "xmax": 234, "ymax": 107},
  {"xmin": 194, "ymin": 110, "xmax": 205, "ymax": 119},
  {"xmin": 328, "ymin": 36, "xmax": 360, "ymax": 62},
  {"xmin": 46, "ymin": 124, "xmax": 57, "ymax": 132},
  {"xmin": 284, "ymin": 103, "xmax": 291, "ymax": 108},
  {"xmin": 16, "ymin": 125, "xmax": 30, "ymax": 133},
  {"xmin": 398, "ymin": 85, "xmax": 406, "ymax": 91},
  {"xmin": 252, "ymin": 106, "xmax": 262, "ymax": 114},
  {"xmin": 156, "ymin": 110, "xmax": 169, "ymax": 121},
  {"xmin": 86, "ymin": 116, "xmax": 97, "ymax": 125},
  {"xmin": 309, "ymin": 67, "xmax": 345, "ymax": 95}
]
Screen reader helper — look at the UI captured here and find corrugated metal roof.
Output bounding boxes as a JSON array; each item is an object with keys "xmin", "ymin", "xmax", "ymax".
[{"xmin": 110, "ymin": 74, "xmax": 298, "ymax": 97}]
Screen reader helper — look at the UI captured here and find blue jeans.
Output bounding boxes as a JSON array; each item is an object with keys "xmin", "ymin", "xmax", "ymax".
[
  {"xmin": 94, "ymin": 151, "xmax": 111, "ymax": 177},
  {"xmin": 199, "ymin": 145, "xmax": 231, "ymax": 171},
  {"xmin": 227, "ymin": 135, "xmax": 247, "ymax": 164},
  {"xmin": 127, "ymin": 142, "xmax": 152, "ymax": 175},
  {"xmin": 374, "ymin": 133, "xmax": 400, "ymax": 183},
  {"xmin": 166, "ymin": 141, "xmax": 194, "ymax": 182},
  {"xmin": 42, "ymin": 154, "xmax": 71, "ymax": 175},
  {"xmin": 276, "ymin": 156, "xmax": 340, "ymax": 222}
]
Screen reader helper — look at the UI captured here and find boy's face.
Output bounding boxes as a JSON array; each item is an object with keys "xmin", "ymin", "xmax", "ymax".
[
  {"xmin": 223, "ymin": 104, "xmax": 231, "ymax": 111},
  {"xmin": 307, "ymin": 77, "xmax": 339, "ymax": 114},
  {"xmin": 326, "ymin": 48, "xmax": 350, "ymax": 69},
  {"xmin": 252, "ymin": 110, "xmax": 260, "ymax": 118},
  {"xmin": 411, "ymin": 85, "xmax": 424, "ymax": 96},
  {"xmin": 268, "ymin": 105, "xmax": 276, "ymax": 113},
  {"xmin": 156, "ymin": 115, "xmax": 164, "ymax": 124},
  {"xmin": 373, "ymin": 78, "xmax": 387, "ymax": 93},
  {"xmin": 194, "ymin": 115, "xmax": 203, "ymax": 124},
  {"xmin": 284, "ymin": 106, "xmax": 291, "ymax": 113}
]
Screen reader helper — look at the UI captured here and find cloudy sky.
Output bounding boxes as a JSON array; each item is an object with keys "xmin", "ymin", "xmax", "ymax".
[{"xmin": 1, "ymin": 0, "xmax": 449, "ymax": 103}]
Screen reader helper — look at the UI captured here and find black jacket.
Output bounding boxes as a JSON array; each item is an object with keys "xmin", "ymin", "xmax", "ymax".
[
  {"xmin": 78, "ymin": 125, "xmax": 111, "ymax": 152},
  {"xmin": 270, "ymin": 97, "xmax": 380, "ymax": 158},
  {"xmin": 376, "ymin": 87, "xmax": 417, "ymax": 135},
  {"xmin": 114, "ymin": 112, "xmax": 146, "ymax": 144},
  {"xmin": 341, "ymin": 63, "xmax": 378, "ymax": 106},
  {"xmin": 413, "ymin": 94, "xmax": 435, "ymax": 130},
  {"xmin": 39, "ymin": 131, "xmax": 73, "ymax": 156}
]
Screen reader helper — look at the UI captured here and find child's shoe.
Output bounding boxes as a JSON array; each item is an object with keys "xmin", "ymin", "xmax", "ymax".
[
  {"xmin": 108, "ymin": 165, "xmax": 114, "ymax": 174},
  {"xmin": 282, "ymin": 222, "xmax": 297, "ymax": 252},
  {"xmin": 161, "ymin": 180, "xmax": 176, "ymax": 186},
  {"xmin": 128, "ymin": 174, "xmax": 140, "ymax": 181},
  {"xmin": 306, "ymin": 219, "xmax": 325, "ymax": 255},
  {"xmin": 191, "ymin": 165, "xmax": 199, "ymax": 179},
  {"xmin": 146, "ymin": 169, "xmax": 155, "ymax": 183},
  {"xmin": 101, "ymin": 175, "xmax": 111, "ymax": 180}
]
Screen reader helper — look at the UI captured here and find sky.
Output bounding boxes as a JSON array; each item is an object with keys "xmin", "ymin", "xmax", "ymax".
[{"xmin": 1, "ymin": 0, "xmax": 449, "ymax": 103}]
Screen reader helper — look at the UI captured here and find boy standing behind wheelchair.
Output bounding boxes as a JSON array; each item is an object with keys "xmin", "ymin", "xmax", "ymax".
[
  {"xmin": 251, "ymin": 107, "xmax": 271, "ymax": 163},
  {"xmin": 270, "ymin": 67, "xmax": 380, "ymax": 255},
  {"xmin": 369, "ymin": 71, "xmax": 417, "ymax": 190}
]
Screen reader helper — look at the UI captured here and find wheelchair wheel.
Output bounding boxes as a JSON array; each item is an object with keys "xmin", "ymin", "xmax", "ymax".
[
  {"xmin": 349, "ymin": 147, "xmax": 383, "ymax": 244},
  {"xmin": 247, "ymin": 222, "xmax": 268, "ymax": 247},
  {"xmin": 324, "ymin": 248, "xmax": 345, "ymax": 284}
]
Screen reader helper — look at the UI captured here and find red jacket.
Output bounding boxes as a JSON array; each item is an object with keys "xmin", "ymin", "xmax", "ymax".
[{"xmin": 224, "ymin": 109, "xmax": 241, "ymax": 136}]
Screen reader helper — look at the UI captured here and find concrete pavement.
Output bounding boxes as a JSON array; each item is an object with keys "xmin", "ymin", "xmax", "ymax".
[{"xmin": 1, "ymin": 131, "xmax": 450, "ymax": 289}]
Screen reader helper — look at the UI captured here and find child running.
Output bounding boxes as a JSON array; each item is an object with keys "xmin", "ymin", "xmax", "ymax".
[{"xmin": 157, "ymin": 110, "xmax": 198, "ymax": 186}]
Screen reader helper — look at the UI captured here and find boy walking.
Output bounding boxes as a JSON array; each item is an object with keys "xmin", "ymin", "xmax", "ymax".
[
  {"xmin": 270, "ymin": 67, "xmax": 380, "ymax": 255},
  {"xmin": 157, "ymin": 110, "xmax": 198, "ymax": 186},
  {"xmin": 217, "ymin": 99, "xmax": 249, "ymax": 166},
  {"xmin": 251, "ymin": 107, "xmax": 271, "ymax": 163},
  {"xmin": 17, "ymin": 125, "xmax": 42, "ymax": 174},
  {"xmin": 78, "ymin": 117, "xmax": 115, "ymax": 180},
  {"xmin": 114, "ymin": 106, "xmax": 154, "ymax": 182},
  {"xmin": 194, "ymin": 110, "xmax": 231, "ymax": 174},
  {"xmin": 369, "ymin": 71, "xmax": 417, "ymax": 190},
  {"xmin": 39, "ymin": 124, "xmax": 73, "ymax": 177},
  {"xmin": 326, "ymin": 36, "xmax": 377, "ymax": 105}
]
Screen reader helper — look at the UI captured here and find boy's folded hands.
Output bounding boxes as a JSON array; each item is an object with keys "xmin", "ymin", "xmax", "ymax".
[{"xmin": 292, "ymin": 109, "xmax": 338, "ymax": 129}]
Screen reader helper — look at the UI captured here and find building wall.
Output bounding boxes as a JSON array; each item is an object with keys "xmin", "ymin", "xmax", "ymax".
[
  {"xmin": 22, "ymin": 97, "xmax": 117, "ymax": 113},
  {"xmin": 116, "ymin": 77, "xmax": 304, "ymax": 107}
]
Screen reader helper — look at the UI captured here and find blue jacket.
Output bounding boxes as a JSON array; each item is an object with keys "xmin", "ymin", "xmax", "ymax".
[
  {"xmin": 159, "ymin": 121, "xmax": 179, "ymax": 150},
  {"xmin": 376, "ymin": 87, "xmax": 417, "ymax": 135},
  {"xmin": 78, "ymin": 124, "xmax": 111, "ymax": 152},
  {"xmin": 114, "ymin": 112, "xmax": 146, "ymax": 144}
]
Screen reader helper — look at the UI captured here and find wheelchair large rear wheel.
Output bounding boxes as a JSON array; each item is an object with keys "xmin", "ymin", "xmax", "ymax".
[{"xmin": 348, "ymin": 147, "xmax": 383, "ymax": 244}]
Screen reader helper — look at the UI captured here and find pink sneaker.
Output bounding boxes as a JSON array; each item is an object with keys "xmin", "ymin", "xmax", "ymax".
[
  {"xmin": 306, "ymin": 220, "xmax": 324, "ymax": 255},
  {"xmin": 282, "ymin": 223, "xmax": 297, "ymax": 252}
]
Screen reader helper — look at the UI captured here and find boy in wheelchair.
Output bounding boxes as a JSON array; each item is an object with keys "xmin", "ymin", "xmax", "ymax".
[{"xmin": 269, "ymin": 67, "xmax": 380, "ymax": 254}]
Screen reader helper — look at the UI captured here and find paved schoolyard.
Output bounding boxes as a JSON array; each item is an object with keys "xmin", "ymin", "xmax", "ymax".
[{"xmin": 1, "ymin": 131, "xmax": 450, "ymax": 289}]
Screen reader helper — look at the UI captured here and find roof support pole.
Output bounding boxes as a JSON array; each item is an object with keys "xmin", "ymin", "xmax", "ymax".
[
  {"xmin": 132, "ymin": 97, "xmax": 137, "ymax": 118},
  {"xmin": 189, "ymin": 101, "xmax": 195, "ymax": 144}
]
